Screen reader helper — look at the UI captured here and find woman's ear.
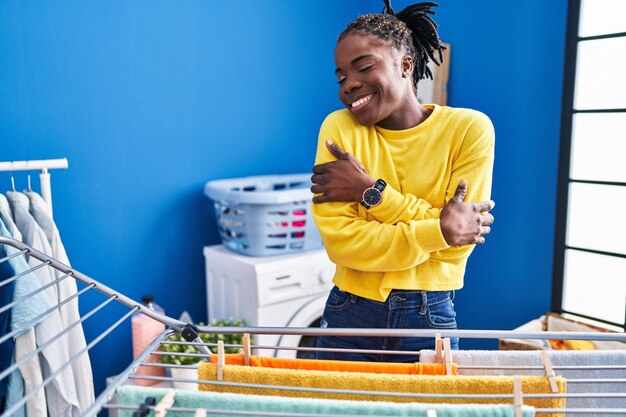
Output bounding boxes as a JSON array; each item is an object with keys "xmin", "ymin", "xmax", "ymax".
[{"xmin": 401, "ymin": 55, "xmax": 413, "ymax": 78}]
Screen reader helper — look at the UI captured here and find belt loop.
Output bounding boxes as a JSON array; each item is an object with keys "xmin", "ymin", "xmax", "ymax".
[
  {"xmin": 349, "ymin": 294, "xmax": 358, "ymax": 304},
  {"xmin": 419, "ymin": 291, "xmax": 428, "ymax": 314}
]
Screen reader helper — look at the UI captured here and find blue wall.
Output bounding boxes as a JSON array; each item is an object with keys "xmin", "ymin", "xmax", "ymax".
[{"xmin": 0, "ymin": 0, "xmax": 567, "ymax": 394}]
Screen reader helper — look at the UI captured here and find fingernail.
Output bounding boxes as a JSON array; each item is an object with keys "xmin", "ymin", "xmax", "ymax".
[{"xmin": 326, "ymin": 140, "xmax": 333, "ymax": 146}]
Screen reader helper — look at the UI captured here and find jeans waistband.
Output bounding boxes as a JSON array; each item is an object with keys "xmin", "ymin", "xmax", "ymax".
[{"xmin": 386, "ymin": 290, "xmax": 454, "ymax": 308}]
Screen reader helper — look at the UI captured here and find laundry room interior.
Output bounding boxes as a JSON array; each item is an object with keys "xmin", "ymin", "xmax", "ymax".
[{"xmin": 1, "ymin": 0, "xmax": 625, "ymax": 416}]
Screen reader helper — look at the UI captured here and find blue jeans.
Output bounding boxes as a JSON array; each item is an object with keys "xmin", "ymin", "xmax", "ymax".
[{"xmin": 316, "ymin": 286, "xmax": 459, "ymax": 362}]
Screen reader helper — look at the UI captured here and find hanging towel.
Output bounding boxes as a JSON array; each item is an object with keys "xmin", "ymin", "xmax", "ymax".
[
  {"xmin": 116, "ymin": 385, "xmax": 537, "ymax": 417},
  {"xmin": 25, "ymin": 190, "xmax": 95, "ymax": 412},
  {"xmin": 198, "ymin": 362, "xmax": 565, "ymax": 414},
  {"xmin": 6, "ymin": 191, "xmax": 80, "ymax": 417},
  {"xmin": 420, "ymin": 349, "xmax": 626, "ymax": 417},
  {"xmin": 1, "ymin": 219, "xmax": 54, "ymax": 417},
  {"xmin": 208, "ymin": 353, "xmax": 456, "ymax": 375}
]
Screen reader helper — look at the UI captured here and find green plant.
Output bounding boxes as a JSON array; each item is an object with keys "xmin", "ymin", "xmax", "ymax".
[{"xmin": 160, "ymin": 319, "xmax": 245, "ymax": 366}]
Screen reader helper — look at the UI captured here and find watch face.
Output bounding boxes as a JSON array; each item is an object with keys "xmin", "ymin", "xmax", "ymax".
[{"xmin": 363, "ymin": 188, "xmax": 382, "ymax": 207}]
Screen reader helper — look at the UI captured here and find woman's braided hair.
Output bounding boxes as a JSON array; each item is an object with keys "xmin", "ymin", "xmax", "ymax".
[{"xmin": 338, "ymin": 1, "xmax": 445, "ymax": 93}]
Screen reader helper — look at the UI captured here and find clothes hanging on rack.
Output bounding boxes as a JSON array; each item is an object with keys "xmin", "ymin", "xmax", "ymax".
[
  {"xmin": 5, "ymin": 191, "xmax": 81, "ymax": 417},
  {"xmin": 0, "ymin": 221, "xmax": 16, "ymax": 411},
  {"xmin": 0, "ymin": 196, "xmax": 21, "ymax": 243},
  {"xmin": 198, "ymin": 362, "xmax": 566, "ymax": 410},
  {"xmin": 1, "ymin": 218, "xmax": 55, "ymax": 417},
  {"xmin": 419, "ymin": 349, "xmax": 626, "ymax": 417},
  {"xmin": 209, "ymin": 353, "xmax": 456, "ymax": 375},
  {"xmin": 24, "ymin": 191, "xmax": 95, "ymax": 411},
  {"xmin": 116, "ymin": 385, "xmax": 537, "ymax": 417}
]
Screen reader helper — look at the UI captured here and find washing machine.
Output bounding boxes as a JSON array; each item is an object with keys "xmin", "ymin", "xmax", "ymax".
[{"xmin": 203, "ymin": 244, "xmax": 335, "ymax": 358}]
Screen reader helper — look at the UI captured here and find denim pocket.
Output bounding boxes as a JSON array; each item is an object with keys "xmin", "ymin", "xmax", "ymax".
[
  {"xmin": 425, "ymin": 298, "xmax": 457, "ymax": 329},
  {"xmin": 325, "ymin": 287, "xmax": 352, "ymax": 311}
]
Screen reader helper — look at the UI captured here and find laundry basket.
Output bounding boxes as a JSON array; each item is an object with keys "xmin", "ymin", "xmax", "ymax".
[{"xmin": 204, "ymin": 174, "xmax": 323, "ymax": 256}]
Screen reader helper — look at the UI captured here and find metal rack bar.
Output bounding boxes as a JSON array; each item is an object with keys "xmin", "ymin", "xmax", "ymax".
[
  {"xmin": 536, "ymin": 410, "xmax": 626, "ymax": 415},
  {"xmin": 0, "ymin": 249, "xmax": 28, "ymax": 265},
  {"xmin": 0, "ymin": 236, "xmax": 184, "ymax": 330},
  {"xmin": 0, "ymin": 272, "xmax": 72, "ymax": 315},
  {"xmin": 0, "ymin": 260, "xmax": 50, "ymax": 289},
  {"xmin": 104, "ymin": 404, "xmax": 626, "ymax": 416},
  {"xmin": 122, "ymin": 375, "xmax": 624, "ymax": 401},
  {"xmin": 104, "ymin": 404, "xmax": 426, "ymax": 417},
  {"xmin": 0, "ymin": 282, "xmax": 93, "ymax": 346},
  {"xmin": 156, "ymin": 339, "xmax": 626, "ymax": 369},
  {"xmin": 82, "ymin": 328, "xmax": 171, "ymax": 417},
  {"xmin": 193, "ymin": 325, "xmax": 626, "ymax": 342},
  {"xmin": 0, "ymin": 307, "xmax": 136, "ymax": 417},
  {"xmin": 0, "ymin": 294, "xmax": 116, "ymax": 383}
]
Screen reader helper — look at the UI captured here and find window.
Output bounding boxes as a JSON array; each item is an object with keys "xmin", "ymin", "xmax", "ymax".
[{"xmin": 552, "ymin": 0, "xmax": 626, "ymax": 330}]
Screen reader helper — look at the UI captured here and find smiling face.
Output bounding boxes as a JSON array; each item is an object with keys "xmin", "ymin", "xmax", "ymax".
[{"xmin": 334, "ymin": 32, "xmax": 416, "ymax": 129}]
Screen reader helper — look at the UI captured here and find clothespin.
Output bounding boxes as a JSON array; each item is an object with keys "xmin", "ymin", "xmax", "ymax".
[
  {"xmin": 426, "ymin": 409, "xmax": 438, "ymax": 417},
  {"xmin": 134, "ymin": 397, "xmax": 155, "ymax": 417},
  {"xmin": 435, "ymin": 333, "xmax": 443, "ymax": 363},
  {"xmin": 513, "ymin": 376, "xmax": 523, "ymax": 417},
  {"xmin": 217, "ymin": 340, "xmax": 225, "ymax": 381},
  {"xmin": 194, "ymin": 408, "xmax": 207, "ymax": 417},
  {"xmin": 243, "ymin": 333, "xmax": 251, "ymax": 366},
  {"xmin": 540, "ymin": 350, "xmax": 558, "ymax": 393},
  {"xmin": 154, "ymin": 389, "xmax": 176, "ymax": 417},
  {"xmin": 443, "ymin": 338, "xmax": 453, "ymax": 375}
]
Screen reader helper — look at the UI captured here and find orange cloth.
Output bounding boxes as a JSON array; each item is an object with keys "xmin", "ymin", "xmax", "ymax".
[
  {"xmin": 209, "ymin": 354, "xmax": 456, "ymax": 375},
  {"xmin": 549, "ymin": 339, "xmax": 595, "ymax": 350}
]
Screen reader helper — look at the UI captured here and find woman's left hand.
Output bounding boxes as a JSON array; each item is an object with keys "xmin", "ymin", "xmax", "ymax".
[{"xmin": 311, "ymin": 140, "xmax": 375, "ymax": 204}]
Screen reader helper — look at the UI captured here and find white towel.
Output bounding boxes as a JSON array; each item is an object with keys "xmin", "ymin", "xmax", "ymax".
[{"xmin": 420, "ymin": 349, "xmax": 626, "ymax": 415}]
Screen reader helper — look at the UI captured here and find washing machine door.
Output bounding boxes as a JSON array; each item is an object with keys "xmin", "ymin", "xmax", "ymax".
[{"xmin": 274, "ymin": 293, "xmax": 327, "ymax": 359}]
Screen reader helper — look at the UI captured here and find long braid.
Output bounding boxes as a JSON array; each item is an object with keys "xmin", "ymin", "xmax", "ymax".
[
  {"xmin": 339, "ymin": 1, "xmax": 445, "ymax": 92},
  {"xmin": 395, "ymin": 2, "xmax": 445, "ymax": 85},
  {"xmin": 381, "ymin": 0, "xmax": 395, "ymax": 14}
]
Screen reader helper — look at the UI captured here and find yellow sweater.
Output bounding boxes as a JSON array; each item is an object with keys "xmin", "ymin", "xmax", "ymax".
[{"xmin": 312, "ymin": 105, "xmax": 494, "ymax": 301}]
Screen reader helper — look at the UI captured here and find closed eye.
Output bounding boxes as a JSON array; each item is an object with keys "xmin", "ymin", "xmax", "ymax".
[
  {"xmin": 337, "ymin": 77, "xmax": 346, "ymax": 85},
  {"xmin": 358, "ymin": 65, "xmax": 373, "ymax": 72}
]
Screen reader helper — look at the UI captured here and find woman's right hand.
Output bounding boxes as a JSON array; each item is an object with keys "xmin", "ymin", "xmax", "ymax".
[{"xmin": 440, "ymin": 179, "xmax": 495, "ymax": 246}]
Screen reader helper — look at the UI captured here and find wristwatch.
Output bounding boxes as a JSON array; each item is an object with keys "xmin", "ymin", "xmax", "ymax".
[{"xmin": 360, "ymin": 179, "xmax": 387, "ymax": 209}]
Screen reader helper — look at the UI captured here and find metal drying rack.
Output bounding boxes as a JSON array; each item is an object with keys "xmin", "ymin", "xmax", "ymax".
[{"xmin": 1, "ymin": 236, "xmax": 625, "ymax": 417}]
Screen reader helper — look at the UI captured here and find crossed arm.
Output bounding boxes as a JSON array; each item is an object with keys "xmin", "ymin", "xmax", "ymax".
[{"xmin": 311, "ymin": 140, "xmax": 495, "ymax": 247}]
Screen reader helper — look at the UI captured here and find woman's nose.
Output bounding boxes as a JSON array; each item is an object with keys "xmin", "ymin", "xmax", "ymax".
[{"xmin": 343, "ymin": 76, "xmax": 362, "ymax": 94}]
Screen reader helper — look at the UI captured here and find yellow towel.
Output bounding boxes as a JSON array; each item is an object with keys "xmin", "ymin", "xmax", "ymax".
[
  {"xmin": 208, "ymin": 354, "xmax": 456, "ymax": 375},
  {"xmin": 199, "ymin": 363, "xmax": 565, "ymax": 416}
]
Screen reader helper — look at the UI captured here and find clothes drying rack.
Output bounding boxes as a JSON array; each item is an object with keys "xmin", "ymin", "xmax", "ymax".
[{"xmin": 1, "ymin": 238, "xmax": 625, "ymax": 417}]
